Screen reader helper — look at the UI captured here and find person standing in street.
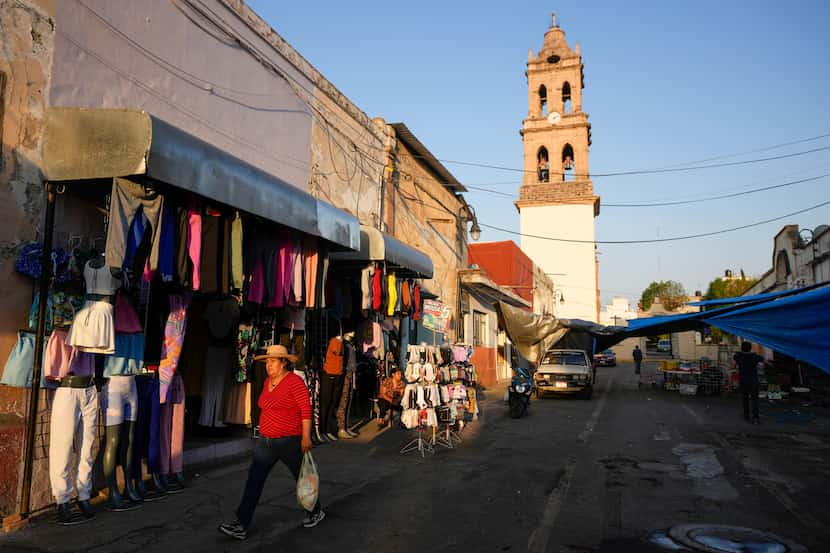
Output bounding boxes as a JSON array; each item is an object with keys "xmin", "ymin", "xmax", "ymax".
[
  {"xmin": 632, "ymin": 344, "xmax": 643, "ymax": 375},
  {"xmin": 219, "ymin": 345, "xmax": 324, "ymax": 541},
  {"xmin": 733, "ymin": 341, "xmax": 764, "ymax": 424}
]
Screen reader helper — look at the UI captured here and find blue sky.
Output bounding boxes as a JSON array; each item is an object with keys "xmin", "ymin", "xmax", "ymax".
[{"xmin": 248, "ymin": 0, "xmax": 830, "ymax": 306}]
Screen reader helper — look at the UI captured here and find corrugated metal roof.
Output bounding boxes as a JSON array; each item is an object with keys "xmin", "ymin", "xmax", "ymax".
[{"xmin": 390, "ymin": 122, "xmax": 467, "ymax": 193}]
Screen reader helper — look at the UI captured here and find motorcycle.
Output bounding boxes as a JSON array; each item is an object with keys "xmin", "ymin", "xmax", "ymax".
[{"xmin": 507, "ymin": 366, "xmax": 533, "ymax": 418}]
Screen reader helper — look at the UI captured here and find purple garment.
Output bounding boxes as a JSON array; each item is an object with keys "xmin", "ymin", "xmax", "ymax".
[
  {"xmin": 158, "ymin": 202, "xmax": 176, "ymax": 282},
  {"xmin": 269, "ymin": 233, "xmax": 293, "ymax": 308},
  {"xmin": 69, "ymin": 351, "xmax": 95, "ymax": 377},
  {"xmin": 247, "ymin": 257, "xmax": 265, "ymax": 304}
]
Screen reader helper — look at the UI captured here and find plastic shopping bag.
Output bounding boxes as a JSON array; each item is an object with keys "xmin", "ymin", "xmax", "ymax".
[{"xmin": 296, "ymin": 452, "xmax": 319, "ymax": 511}]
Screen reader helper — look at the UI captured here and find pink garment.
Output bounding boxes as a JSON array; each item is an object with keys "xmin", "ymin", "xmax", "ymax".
[
  {"xmin": 269, "ymin": 233, "xmax": 292, "ymax": 308},
  {"xmin": 44, "ymin": 329, "xmax": 75, "ymax": 380},
  {"xmin": 114, "ymin": 292, "xmax": 143, "ymax": 333},
  {"xmin": 291, "ymin": 241, "xmax": 303, "ymax": 304},
  {"xmin": 159, "ymin": 373, "xmax": 185, "ymax": 474},
  {"xmin": 247, "ymin": 258, "xmax": 265, "ymax": 304},
  {"xmin": 303, "ymin": 237, "xmax": 318, "ymax": 308},
  {"xmin": 187, "ymin": 200, "xmax": 202, "ymax": 291},
  {"xmin": 364, "ymin": 322, "xmax": 382, "ymax": 353},
  {"xmin": 159, "ymin": 294, "xmax": 189, "ymax": 403}
]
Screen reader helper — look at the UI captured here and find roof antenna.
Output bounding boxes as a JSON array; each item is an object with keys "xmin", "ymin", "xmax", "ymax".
[{"xmin": 552, "ymin": 11, "xmax": 558, "ymax": 28}]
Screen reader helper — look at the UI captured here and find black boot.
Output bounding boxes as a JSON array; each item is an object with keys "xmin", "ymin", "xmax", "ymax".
[
  {"xmin": 165, "ymin": 473, "xmax": 184, "ymax": 494},
  {"xmin": 133, "ymin": 476, "xmax": 147, "ymax": 499},
  {"xmin": 108, "ymin": 485, "xmax": 142, "ymax": 512},
  {"xmin": 56, "ymin": 502, "xmax": 85, "ymax": 525},
  {"xmin": 151, "ymin": 472, "xmax": 168, "ymax": 494},
  {"xmin": 125, "ymin": 478, "xmax": 144, "ymax": 503},
  {"xmin": 77, "ymin": 499, "xmax": 95, "ymax": 519}
]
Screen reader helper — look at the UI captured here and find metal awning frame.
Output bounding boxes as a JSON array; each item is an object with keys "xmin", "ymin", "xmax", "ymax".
[
  {"xmin": 329, "ymin": 225, "xmax": 434, "ymax": 279},
  {"xmin": 41, "ymin": 107, "xmax": 359, "ymax": 251}
]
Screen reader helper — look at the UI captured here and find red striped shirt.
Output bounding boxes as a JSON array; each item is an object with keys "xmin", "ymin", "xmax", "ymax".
[{"xmin": 258, "ymin": 373, "xmax": 312, "ymax": 438}]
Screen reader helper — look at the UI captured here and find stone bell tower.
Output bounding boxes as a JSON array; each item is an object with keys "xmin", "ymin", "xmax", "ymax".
[{"xmin": 516, "ymin": 12, "xmax": 600, "ymax": 322}]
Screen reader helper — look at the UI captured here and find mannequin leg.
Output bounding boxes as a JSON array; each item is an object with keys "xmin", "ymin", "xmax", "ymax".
[
  {"xmin": 169, "ymin": 391, "xmax": 186, "ymax": 489},
  {"xmin": 103, "ymin": 424, "xmax": 126, "ymax": 509},
  {"xmin": 120, "ymin": 421, "xmax": 142, "ymax": 502},
  {"xmin": 148, "ymin": 377, "xmax": 167, "ymax": 493}
]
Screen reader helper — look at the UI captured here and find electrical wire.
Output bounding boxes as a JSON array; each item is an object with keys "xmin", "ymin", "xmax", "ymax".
[
  {"xmin": 399, "ymin": 141, "xmax": 830, "ymax": 178},
  {"xmin": 651, "ymin": 132, "xmax": 830, "ymax": 170},
  {"xmin": 57, "ymin": 30, "xmax": 311, "ymax": 173},
  {"xmin": 189, "ymin": 0, "xmax": 387, "ymax": 149},
  {"xmin": 76, "ymin": 0, "xmax": 388, "ymax": 165},
  {"xmin": 462, "ymin": 172, "xmax": 830, "ymax": 206},
  {"xmin": 478, "ymin": 199, "xmax": 830, "ymax": 244},
  {"xmin": 604, "ymin": 173, "xmax": 830, "ymax": 207}
]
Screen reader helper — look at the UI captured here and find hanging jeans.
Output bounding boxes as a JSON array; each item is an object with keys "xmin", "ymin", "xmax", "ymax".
[
  {"xmin": 235, "ymin": 436, "xmax": 320, "ymax": 530},
  {"xmin": 105, "ymin": 177, "xmax": 164, "ymax": 272},
  {"xmin": 49, "ymin": 384, "xmax": 98, "ymax": 504},
  {"xmin": 335, "ymin": 371, "xmax": 354, "ymax": 431},
  {"xmin": 134, "ymin": 375, "xmax": 162, "ymax": 475},
  {"xmin": 159, "ymin": 374, "xmax": 185, "ymax": 475},
  {"xmin": 318, "ymin": 373, "xmax": 342, "ymax": 435}
]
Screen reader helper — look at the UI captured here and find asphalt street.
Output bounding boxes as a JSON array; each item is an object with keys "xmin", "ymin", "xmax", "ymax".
[{"xmin": 3, "ymin": 362, "xmax": 829, "ymax": 553}]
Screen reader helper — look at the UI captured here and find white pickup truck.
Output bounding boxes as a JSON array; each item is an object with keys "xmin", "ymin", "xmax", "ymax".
[{"xmin": 533, "ymin": 349, "xmax": 595, "ymax": 399}]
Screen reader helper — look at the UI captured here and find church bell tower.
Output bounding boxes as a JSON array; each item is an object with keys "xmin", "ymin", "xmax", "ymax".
[{"xmin": 516, "ymin": 13, "xmax": 600, "ymax": 322}]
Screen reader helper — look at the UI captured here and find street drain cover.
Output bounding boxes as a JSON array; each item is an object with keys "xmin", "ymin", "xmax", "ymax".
[{"xmin": 668, "ymin": 524, "xmax": 807, "ymax": 553}]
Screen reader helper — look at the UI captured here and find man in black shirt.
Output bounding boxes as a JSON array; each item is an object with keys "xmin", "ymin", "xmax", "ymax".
[
  {"xmin": 632, "ymin": 345, "xmax": 643, "ymax": 375},
  {"xmin": 733, "ymin": 341, "xmax": 764, "ymax": 423}
]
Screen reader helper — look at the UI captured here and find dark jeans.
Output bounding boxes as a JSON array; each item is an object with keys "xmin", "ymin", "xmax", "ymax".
[
  {"xmin": 319, "ymin": 374, "xmax": 343, "ymax": 435},
  {"xmin": 741, "ymin": 382, "xmax": 760, "ymax": 420},
  {"xmin": 634, "ymin": 360, "xmax": 642, "ymax": 375},
  {"xmin": 236, "ymin": 436, "xmax": 321, "ymax": 529},
  {"xmin": 133, "ymin": 375, "xmax": 161, "ymax": 474},
  {"xmin": 377, "ymin": 398, "xmax": 402, "ymax": 421}
]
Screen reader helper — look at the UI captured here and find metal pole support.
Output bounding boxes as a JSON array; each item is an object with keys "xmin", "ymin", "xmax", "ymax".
[{"xmin": 19, "ymin": 180, "xmax": 57, "ymax": 517}]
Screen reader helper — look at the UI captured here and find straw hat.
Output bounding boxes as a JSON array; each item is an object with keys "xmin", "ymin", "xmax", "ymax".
[{"xmin": 254, "ymin": 344, "xmax": 298, "ymax": 363}]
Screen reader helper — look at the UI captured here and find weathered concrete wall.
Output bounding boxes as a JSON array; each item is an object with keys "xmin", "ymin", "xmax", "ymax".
[
  {"xmin": 307, "ymin": 92, "xmax": 384, "ymax": 226},
  {"xmin": 0, "ymin": 0, "xmax": 56, "ymax": 518},
  {"xmin": 50, "ymin": 0, "xmax": 313, "ymax": 191},
  {"xmin": 393, "ymin": 138, "xmax": 467, "ymax": 339}
]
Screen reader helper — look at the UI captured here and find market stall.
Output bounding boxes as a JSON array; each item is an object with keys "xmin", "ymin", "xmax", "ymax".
[{"xmin": 4, "ymin": 107, "xmax": 360, "ymax": 521}]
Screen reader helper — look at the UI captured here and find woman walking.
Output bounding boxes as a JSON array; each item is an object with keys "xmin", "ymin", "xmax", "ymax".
[{"xmin": 219, "ymin": 345, "xmax": 324, "ymax": 540}]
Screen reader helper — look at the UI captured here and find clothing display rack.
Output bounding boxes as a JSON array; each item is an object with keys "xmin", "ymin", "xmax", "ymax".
[
  {"xmin": 398, "ymin": 343, "xmax": 475, "ymax": 457},
  {"xmin": 399, "ymin": 411, "xmax": 435, "ymax": 458}
]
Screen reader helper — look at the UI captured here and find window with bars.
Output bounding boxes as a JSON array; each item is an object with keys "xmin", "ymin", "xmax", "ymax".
[{"xmin": 473, "ymin": 310, "xmax": 487, "ymax": 347}]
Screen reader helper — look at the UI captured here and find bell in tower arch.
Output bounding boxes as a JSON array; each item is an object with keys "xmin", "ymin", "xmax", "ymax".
[{"xmin": 562, "ymin": 144, "xmax": 575, "ymax": 180}]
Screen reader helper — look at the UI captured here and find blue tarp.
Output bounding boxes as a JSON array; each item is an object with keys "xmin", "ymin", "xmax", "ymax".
[
  {"xmin": 688, "ymin": 282, "xmax": 828, "ymax": 307},
  {"xmin": 622, "ymin": 284, "xmax": 830, "ymax": 374},
  {"xmin": 706, "ymin": 285, "xmax": 830, "ymax": 373}
]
